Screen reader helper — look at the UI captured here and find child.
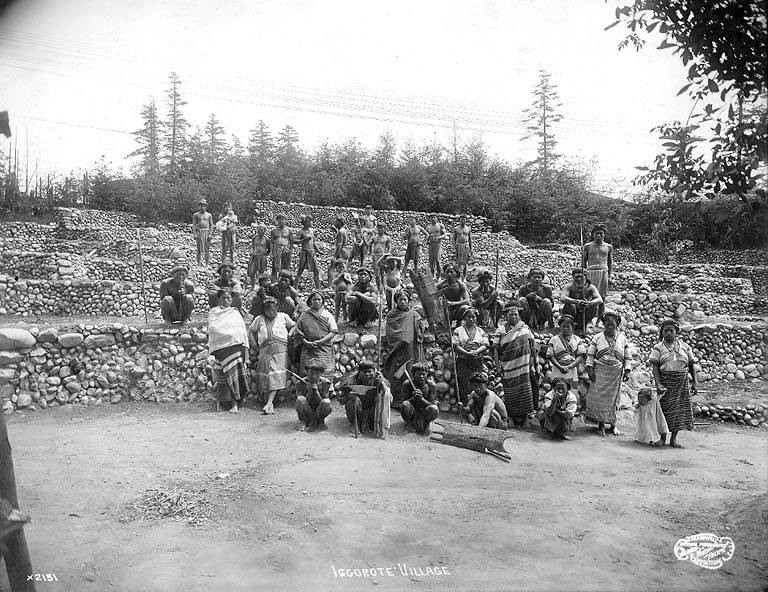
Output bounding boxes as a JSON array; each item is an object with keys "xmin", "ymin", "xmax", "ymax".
[
  {"xmin": 248, "ymin": 225, "xmax": 271, "ymax": 287},
  {"xmin": 379, "ymin": 254, "xmax": 403, "ymax": 311},
  {"xmin": 635, "ymin": 386, "xmax": 668, "ymax": 447},
  {"xmin": 332, "ymin": 259, "xmax": 353, "ymax": 323}
]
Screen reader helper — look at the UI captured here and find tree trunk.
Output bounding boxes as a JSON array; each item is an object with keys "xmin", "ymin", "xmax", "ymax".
[{"xmin": 429, "ymin": 421, "xmax": 513, "ymax": 454}]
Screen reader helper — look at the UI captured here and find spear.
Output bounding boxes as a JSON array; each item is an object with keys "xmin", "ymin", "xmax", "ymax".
[
  {"xmin": 136, "ymin": 229, "xmax": 149, "ymax": 325},
  {"xmin": 493, "ymin": 246, "xmax": 500, "ymax": 327},
  {"xmin": 444, "ymin": 300, "xmax": 462, "ymax": 424}
]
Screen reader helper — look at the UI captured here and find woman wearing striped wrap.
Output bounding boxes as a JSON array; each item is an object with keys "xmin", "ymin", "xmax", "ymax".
[
  {"xmin": 208, "ymin": 290, "xmax": 250, "ymax": 413},
  {"xmin": 585, "ymin": 311, "xmax": 631, "ymax": 437},
  {"xmin": 649, "ymin": 319, "xmax": 698, "ymax": 448},
  {"xmin": 493, "ymin": 302, "xmax": 538, "ymax": 427}
]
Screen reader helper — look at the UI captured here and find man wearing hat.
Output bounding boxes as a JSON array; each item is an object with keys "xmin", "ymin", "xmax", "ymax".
[
  {"xmin": 192, "ymin": 199, "xmax": 213, "ymax": 267},
  {"xmin": 160, "ymin": 265, "xmax": 196, "ymax": 324},
  {"xmin": 582, "ymin": 223, "xmax": 613, "ymax": 323},
  {"xmin": 270, "ymin": 214, "xmax": 294, "ymax": 281},
  {"xmin": 471, "ymin": 268, "xmax": 501, "ymax": 329},
  {"xmin": 515, "ymin": 267, "xmax": 553, "ymax": 331},
  {"xmin": 461, "ymin": 371, "xmax": 508, "ymax": 429},
  {"xmin": 208, "ymin": 263, "xmax": 243, "ymax": 311}
]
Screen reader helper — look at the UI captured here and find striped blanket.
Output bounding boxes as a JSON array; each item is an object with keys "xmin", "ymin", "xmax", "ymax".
[{"xmin": 659, "ymin": 370, "xmax": 694, "ymax": 432}]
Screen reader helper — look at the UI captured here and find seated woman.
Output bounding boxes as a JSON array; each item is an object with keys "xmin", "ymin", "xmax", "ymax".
[
  {"xmin": 208, "ymin": 289, "xmax": 250, "ymax": 413},
  {"xmin": 539, "ymin": 378, "xmax": 578, "ymax": 440},
  {"xmin": 249, "ymin": 296, "xmax": 296, "ymax": 415},
  {"xmin": 400, "ymin": 362, "xmax": 439, "ymax": 434},
  {"xmin": 295, "ymin": 360, "xmax": 332, "ymax": 431}
]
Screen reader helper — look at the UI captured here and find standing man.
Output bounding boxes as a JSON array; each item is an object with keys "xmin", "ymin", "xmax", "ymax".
[
  {"xmin": 192, "ymin": 198, "xmax": 213, "ymax": 267},
  {"xmin": 328, "ymin": 216, "xmax": 350, "ymax": 287},
  {"xmin": 270, "ymin": 214, "xmax": 294, "ymax": 281},
  {"xmin": 370, "ymin": 225, "xmax": 391, "ymax": 287},
  {"xmin": 218, "ymin": 202, "xmax": 238, "ymax": 264},
  {"xmin": 582, "ymin": 223, "xmax": 613, "ymax": 323},
  {"xmin": 426, "ymin": 213, "xmax": 448, "ymax": 279},
  {"xmin": 159, "ymin": 265, "xmax": 195, "ymax": 325},
  {"xmin": 294, "ymin": 215, "xmax": 321, "ymax": 289},
  {"xmin": 248, "ymin": 225, "xmax": 271, "ymax": 288},
  {"xmin": 402, "ymin": 216, "xmax": 429, "ymax": 275},
  {"xmin": 360, "ymin": 205, "xmax": 377, "ymax": 234},
  {"xmin": 452, "ymin": 215, "xmax": 472, "ymax": 280}
]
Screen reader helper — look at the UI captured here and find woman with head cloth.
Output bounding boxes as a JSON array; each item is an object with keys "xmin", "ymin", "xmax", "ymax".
[
  {"xmin": 585, "ymin": 310, "xmax": 632, "ymax": 436},
  {"xmin": 294, "ymin": 291, "xmax": 338, "ymax": 381},
  {"xmin": 249, "ymin": 296, "xmax": 296, "ymax": 415},
  {"xmin": 648, "ymin": 319, "xmax": 698, "ymax": 448},
  {"xmin": 208, "ymin": 289, "xmax": 250, "ymax": 413},
  {"xmin": 452, "ymin": 307, "xmax": 490, "ymax": 404},
  {"xmin": 493, "ymin": 301, "xmax": 539, "ymax": 427},
  {"xmin": 540, "ymin": 378, "xmax": 579, "ymax": 440}
]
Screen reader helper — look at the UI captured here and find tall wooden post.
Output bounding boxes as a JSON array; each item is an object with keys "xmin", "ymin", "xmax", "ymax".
[{"xmin": 0, "ymin": 412, "xmax": 35, "ymax": 591}]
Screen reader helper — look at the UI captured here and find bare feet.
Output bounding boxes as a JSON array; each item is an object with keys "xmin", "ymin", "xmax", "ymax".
[
  {"xmin": 216, "ymin": 401, "xmax": 222, "ymax": 412},
  {"xmin": 597, "ymin": 425, "xmax": 606, "ymax": 437},
  {"xmin": 560, "ymin": 434, "xmax": 571, "ymax": 441},
  {"xmin": 608, "ymin": 425, "xmax": 622, "ymax": 436},
  {"xmin": 298, "ymin": 425, "xmax": 309, "ymax": 432},
  {"xmin": 262, "ymin": 402, "xmax": 275, "ymax": 415},
  {"xmin": 228, "ymin": 405, "xmax": 239, "ymax": 414},
  {"xmin": 315, "ymin": 422, "xmax": 327, "ymax": 431},
  {"xmin": 650, "ymin": 439, "xmax": 663, "ymax": 447},
  {"xmin": 669, "ymin": 441, "xmax": 683, "ymax": 448}
]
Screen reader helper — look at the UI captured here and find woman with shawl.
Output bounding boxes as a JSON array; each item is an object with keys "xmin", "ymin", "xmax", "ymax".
[
  {"xmin": 295, "ymin": 291, "xmax": 338, "ymax": 380},
  {"xmin": 249, "ymin": 296, "xmax": 296, "ymax": 415},
  {"xmin": 208, "ymin": 289, "xmax": 250, "ymax": 413},
  {"xmin": 383, "ymin": 291, "xmax": 424, "ymax": 407},
  {"xmin": 648, "ymin": 319, "xmax": 698, "ymax": 448},
  {"xmin": 585, "ymin": 310, "xmax": 631, "ymax": 436},
  {"xmin": 453, "ymin": 307, "xmax": 489, "ymax": 404},
  {"xmin": 493, "ymin": 302, "xmax": 538, "ymax": 427}
]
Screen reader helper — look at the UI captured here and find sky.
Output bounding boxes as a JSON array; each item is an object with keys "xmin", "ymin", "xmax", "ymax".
[{"xmin": 0, "ymin": 0, "xmax": 693, "ymax": 198}]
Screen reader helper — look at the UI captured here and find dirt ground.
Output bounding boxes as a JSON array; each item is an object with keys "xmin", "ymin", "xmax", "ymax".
[{"xmin": 3, "ymin": 400, "xmax": 767, "ymax": 592}]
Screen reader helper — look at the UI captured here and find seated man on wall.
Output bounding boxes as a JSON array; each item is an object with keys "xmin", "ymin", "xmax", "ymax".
[
  {"xmin": 208, "ymin": 263, "xmax": 243, "ymax": 311},
  {"xmin": 560, "ymin": 267, "xmax": 602, "ymax": 335},
  {"xmin": 400, "ymin": 362, "xmax": 439, "ymax": 434},
  {"xmin": 338, "ymin": 360, "xmax": 392, "ymax": 438},
  {"xmin": 295, "ymin": 360, "xmax": 333, "ymax": 432},
  {"xmin": 345, "ymin": 268, "xmax": 379, "ymax": 328},
  {"xmin": 434, "ymin": 263, "xmax": 471, "ymax": 326},
  {"xmin": 516, "ymin": 267, "xmax": 553, "ymax": 330},
  {"xmin": 471, "ymin": 268, "xmax": 501, "ymax": 330},
  {"xmin": 461, "ymin": 371, "xmax": 508, "ymax": 429},
  {"xmin": 160, "ymin": 265, "xmax": 195, "ymax": 325}
]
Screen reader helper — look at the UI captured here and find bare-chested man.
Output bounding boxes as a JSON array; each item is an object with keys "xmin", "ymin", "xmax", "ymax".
[
  {"xmin": 295, "ymin": 215, "xmax": 321, "ymax": 289},
  {"xmin": 582, "ymin": 223, "xmax": 613, "ymax": 322},
  {"xmin": 434, "ymin": 263, "xmax": 471, "ymax": 326},
  {"xmin": 192, "ymin": 198, "xmax": 214, "ymax": 267},
  {"xmin": 349, "ymin": 218, "xmax": 366, "ymax": 269},
  {"xmin": 218, "ymin": 202, "xmax": 238, "ymax": 264},
  {"xmin": 426, "ymin": 213, "xmax": 448, "ymax": 279},
  {"xmin": 370, "ymin": 225, "xmax": 391, "ymax": 287},
  {"xmin": 360, "ymin": 205, "xmax": 377, "ymax": 233},
  {"xmin": 248, "ymin": 225, "xmax": 271, "ymax": 287},
  {"xmin": 270, "ymin": 214, "xmax": 293, "ymax": 281},
  {"xmin": 452, "ymin": 215, "xmax": 472, "ymax": 280},
  {"xmin": 561, "ymin": 267, "xmax": 603, "ymax": 335},
  {"xmin": 402, "ymin": 216, "xmax": 429, "ymax": 275},
  {"xmin": 328, "ymin": 216, "xmax": 350, "ymax": 286}
]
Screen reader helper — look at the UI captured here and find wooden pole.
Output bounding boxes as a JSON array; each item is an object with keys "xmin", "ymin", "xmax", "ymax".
[
  {"xmin": 375, "ymin": 291, "xmax": 383, "ymax": 372},
  {"xmin": 136, "ymin": 229, "xmax": 149, "ymax": 325},
  {"xmin": 444, "ymin": 300, "xmax": 462, "ymax": 424},
  {"xmin": 0, "ymin": 412, "xmax": 36, "ymax": 592}
]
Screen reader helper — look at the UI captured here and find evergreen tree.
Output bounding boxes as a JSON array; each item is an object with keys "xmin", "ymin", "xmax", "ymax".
[
  {"xmin": 248, "ymin": 120, "xmax": 274, "ymax": 163},
  {"xmin": 204, "ymin": 113, "xmax": 227, "ymax": 167},
  {"xmin": 129, "ymin": 98, "xmax": 161, "ymax": 175},
  {"xmin": 162, "ymin": 71, "xmax": 189, "ymax": 175},
  {"xmin": 521, "ymin": 70, "xmax": 563, "ymax": 177}
]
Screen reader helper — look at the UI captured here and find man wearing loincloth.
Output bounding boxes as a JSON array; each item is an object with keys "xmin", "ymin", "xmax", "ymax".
[
  {"xmin": 218, "ymin": 202, "xmax": 238, "ymax": 264},
  {"xmin": 248, "ymin": 225, "xmax": 271, "ymax": 287},
  {"xmin": 426, "ymin": 214, "xmax": 448, "ymax": 280},
  {"xmin": 462, "ymin": 371, "xmax": 508, "ymax": 429},
  {"xmin": 560, "ymin": 267, "xmax": 602, "ymax": 335},
  {"xmin": 270, "ymin": 214, "xmax": 293, "ymax": 281},
  {"xmin": 452, "ymin": 214, "xmax": 472, "ymax": 280},
  {"xmin": 345, "ymin": 268, "xmax": 379, "ymax": 328},
  {"xmin": 400, "ymin": 362, "xmax": 439, "ymax": 434},
  {"xmin": 582, "ymin": 223, "xmax": 613, "ymax": 324},
  {"xmin": 338, "ymin": 360, "xmax": 392, "ymax": 438},
  {"xmin": 295, "ymin": 360, "xmax": 333, "ymax": 432},
  {"xmin": 328, "ymin": 216, "xmax": 350, "ymax": 287},
  {"xmin": 294, "ymin": 215, "xmax": 321, "ymax": 289},
  {"xmin": 402, "ymin": 216, "xmax": 429, "ymax": 275},
  {"xmin": 159, "ymin": 265, "xmax": 195, "ymax": 324},
  {"xmin": 434, "ymin": 263, "xmax": 471, "ymax": 326},
  {"xmin": 192, "ymin": 199, "xmax": 213, "ymax": 267},
  {"xmin": 471, "ymin": 268, "xmax": 501, "ymax": 330},
  {"xmin": 370, "ymin": 225, "xmax": 391, "ymax": 287}
]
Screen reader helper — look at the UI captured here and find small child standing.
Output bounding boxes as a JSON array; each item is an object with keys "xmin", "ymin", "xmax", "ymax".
[
  {"xmin": 635, "ymin": 387, "xmax": 668, "ymax": 447},
  {"xmin": 332, "ymin": 259, "xmax": 353, "ymax": 323}
]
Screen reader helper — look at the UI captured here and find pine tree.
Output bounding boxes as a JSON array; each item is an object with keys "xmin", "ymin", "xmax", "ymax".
[
  {"xmin": 248, "ymin": 120, "xmax": 274, "ymax": 163},
  {"xmin": 204, "ymin": 113, "xmax": 227, "ymax": 167},
  {"xmin": 162, "ymin": 71, "xmax": 189, "ymax": 175},
  {"xmin": 521, "ymin": 70, "xmax": 563, "ymax": 177},
  {"xmin": 129, "ymin": 98, "xmax": 161, "ymax": 175}
]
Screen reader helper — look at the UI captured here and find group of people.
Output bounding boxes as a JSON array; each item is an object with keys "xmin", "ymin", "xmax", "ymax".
[{"xmin": 165, "ymin": 214, "xmax": 697, "ymax": 448}]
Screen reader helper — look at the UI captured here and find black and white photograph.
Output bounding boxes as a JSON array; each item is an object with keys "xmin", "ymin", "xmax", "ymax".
[{"xmin": 0, "ymin": 1, "xmax": 766, "ymax": 590}]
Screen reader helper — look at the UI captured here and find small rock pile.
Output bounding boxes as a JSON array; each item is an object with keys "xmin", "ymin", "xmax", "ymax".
[{"xmin": 695, "ymin": 403, "xmax": 768, "ymax": 427}]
